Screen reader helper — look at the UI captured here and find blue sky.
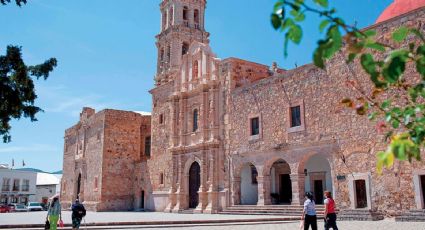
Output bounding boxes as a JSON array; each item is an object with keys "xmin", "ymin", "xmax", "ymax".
[{"xmin": 0, "ymin": 0, "xmax": 392, "ymax": 172}]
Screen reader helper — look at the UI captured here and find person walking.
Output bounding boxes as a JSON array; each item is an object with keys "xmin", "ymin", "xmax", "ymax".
[
  {"xmin": 47, "ymin": 195, "xmax": 62, "ymax": 230},
  {"xmin": 324, "ymin": 191, "xmax": 338, "ymax": 230},
  {"xmin": 71, "ymin": 199, "xmax": 86, "ymax": 230},
  {"xmin": 301, "ymin": 192, "xmax": 317, "ymax": 230}
]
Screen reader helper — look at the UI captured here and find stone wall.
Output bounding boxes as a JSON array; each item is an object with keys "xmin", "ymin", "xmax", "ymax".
[
  {"xmin": 148, "ymin": 81, "xmax": 174, "ymax": 211},
  {"xmin": 61, "ymin": 108, "xmax": 151, "ymax": 211},
  {"xmin": 227, "ymin": 8, "xmax": 425, "ymax": 215}
]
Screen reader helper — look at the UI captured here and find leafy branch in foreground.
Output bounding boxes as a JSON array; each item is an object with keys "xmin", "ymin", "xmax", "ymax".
[
  {"xmin": 0, "ymin": 46, "xmax": 57, "ymax": 143},
  {"xmin": 0, "ymin": 0, "xmax": 27, "ymax": 6},
  {"xmin": 271, "ymin": 0, "xmax": 425, "ymax": 173}
]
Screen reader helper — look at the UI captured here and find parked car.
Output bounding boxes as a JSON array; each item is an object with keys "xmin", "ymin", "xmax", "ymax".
[
  {"xmin": 7, "ymin": 204, "xmax": 15, "ymax": 212},
  {"xmin": 10, "ymin": 204, "xmax": 27, "ymax": 212},
  {"xmin": 0, "ymin": 204, "xmax": 12, "ymax": 213},
  {"xmin": 27, "ymin": 202, "xmax": 43, "ymax": 211}
]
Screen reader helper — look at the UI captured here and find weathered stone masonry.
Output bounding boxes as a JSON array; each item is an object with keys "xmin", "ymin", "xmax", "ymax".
[{"xmin": 61, "ymin": 0, "xmax": 425, "ymax": 218}]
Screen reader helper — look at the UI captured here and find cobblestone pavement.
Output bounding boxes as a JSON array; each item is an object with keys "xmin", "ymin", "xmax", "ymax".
[
  {"xmin": 0, "ymin": 211, "xmax": 287, "ymax": 225},
  {"xmin": 134, "ymin": 220, "xmax": 425, "ymax": 230},
  {"xmin": 1, "ymin": 212, "xmax": 425, "ymax": 230}
]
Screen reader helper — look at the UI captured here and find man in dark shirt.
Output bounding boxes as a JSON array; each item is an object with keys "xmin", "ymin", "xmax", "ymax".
[{"xmin": 71, "ymin": 199, "xmax": 86, "ymax": 230}]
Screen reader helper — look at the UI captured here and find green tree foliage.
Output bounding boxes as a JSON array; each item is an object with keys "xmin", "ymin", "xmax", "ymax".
[
  {"xmin": 271, "ymin": 0, "xmax": 425, "ymax": 173},
  {"xmin": 0, "ymin": 0, "xmax": 26, "ymax": 6},
  {"xmin": 0, "ymin": 46, "xmax": 57, "ymax": 143},
  {"xmin": 1, "ymin": 1, "xmax": 58, "ymax": 143}
]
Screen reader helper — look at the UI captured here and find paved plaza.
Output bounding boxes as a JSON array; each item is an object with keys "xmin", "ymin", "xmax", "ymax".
[
  {"xmin": 136, "ymin": 220, "xmax": 425, "ymax": 230},
  {"xmin": 1, "ymin": 212, "xmax": 425, "ymax": 229}
]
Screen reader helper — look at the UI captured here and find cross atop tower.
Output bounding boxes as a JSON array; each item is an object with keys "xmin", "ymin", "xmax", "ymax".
[{"xmin": 155, "ymin": 0, "xmax": 210, "ymax": 85}]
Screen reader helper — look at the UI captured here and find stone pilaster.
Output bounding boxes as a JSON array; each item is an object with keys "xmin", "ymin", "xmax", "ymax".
[
  {"xmin": 231, "ymin": 177, "xmax": 241, "ymax": 205},
  {"xmin": 291, "ymin": 174, "xmax": 306, "ymax": 205}
]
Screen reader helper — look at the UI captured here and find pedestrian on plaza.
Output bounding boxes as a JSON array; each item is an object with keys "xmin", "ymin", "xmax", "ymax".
[
  {"xmin": 301, "ymin": 192, "xmax": 317, "ymax": 230},
  {"xmin": 47, "ymin": 195, "xmax": 62, "ymax": 230},
  {"xmin": 324, "ymin": 191, "xmax": 338, "ymax": 230},
  {"xmin": 71, "ymin": 199, "xmax": 86, "ymax": 230}
]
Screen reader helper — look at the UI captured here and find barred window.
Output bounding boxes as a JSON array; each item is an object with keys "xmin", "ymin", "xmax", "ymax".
[{"xmin": 290, "ymin": 106, "xmax": 301, "ymax": 127}]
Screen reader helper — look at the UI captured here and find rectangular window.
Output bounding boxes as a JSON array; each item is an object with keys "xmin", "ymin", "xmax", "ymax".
[
  {"xmin": 159, "ymin": 114, "xmax": 164, "ymax": 124},
  {"xmin": 11, "ymin": 197, "xmax": 18, "ymax": 203},
  {"xmin": 94, "ymin": 177, "xmax": 98, "ymax": 190},
  {"xmin": 21, "ymin": 180, "xmax": 29, "ymax": 192},
  {"xmin": 160, "ymin": 173, "xmax": 164, "ymax": 185},
  {"xmin": 12, "ymin": 179, "xmax": 20, "ymax": 191},
  {"xmin": 250, "ymin": 117, "xmax": 260, "ymax": 136},
  {"xmin": 20, "ymin": 197, "xmax": 28, "ymax": 205},
  {"xmin": 290, "ymin": 106, "xmax": 301, "ymax": 127},
  {"xmin": 145, "ymin": 136, "xmax": 151, "ymax": 156},
  {"xmin": 1, "ymin": 178, "xmax": 10, "ymax": 191}
]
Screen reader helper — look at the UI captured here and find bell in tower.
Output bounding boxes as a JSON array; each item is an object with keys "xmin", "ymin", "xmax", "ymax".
[{"xmin": 155, "ymin": 0, "xmax": 210, "ymax": 85}]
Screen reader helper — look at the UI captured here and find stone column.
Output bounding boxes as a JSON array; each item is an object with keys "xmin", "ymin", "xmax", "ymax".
[
  {"xmin": 178, "ymin": 97, "xmax": 185, "ymax": 146},
  {"xmin": 165, "ymin": 155, "xmax": 179, "ymax": 212},
  {"xmin": 195, "ymin": 156, "xmax": 207, "ymax": 213},
  {"xmin": 173, "ymin": 155, "xmax": 186, "ymax": 212},
  {"xmin": 205, "ymin": 149, "xmax": 219, "ymax": 213},
  {"xmin": 231, "ymin": 176, "xmax": 241, "ymax": 206},
  {"xmin": 257, "ymin": 175, "xmax": 271, "ymax": 206},
  {"xmin": 290, "ymin": 174, "xmax": 306, "ymax": 205}
]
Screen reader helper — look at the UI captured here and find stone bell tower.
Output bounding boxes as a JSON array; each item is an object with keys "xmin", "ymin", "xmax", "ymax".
[{"xmin": 155, "ymin": 0, "xmax": 210, "ymax": 85}]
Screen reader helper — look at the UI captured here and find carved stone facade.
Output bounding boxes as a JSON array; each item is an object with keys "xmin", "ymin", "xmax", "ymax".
[{"xmin": 61, "ymin": 0, "xmax": 425, "ymax": 217}]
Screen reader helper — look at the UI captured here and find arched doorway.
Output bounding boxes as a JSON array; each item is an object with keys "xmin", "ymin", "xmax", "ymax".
[
  {"xmin": 270, "ymin": 159, "xmax": 292, "ymax": 204},
  {"xmin": 303, "ymin": 154, "xmax": 332, "ymax": 205},
  {"xmin": 240, "ymin": 163, "xmax": 258, "ymax": 205},
  {"xmin": 141, "ymin": 190, "xmax": 145, "ymax": 209},
  {"xmin": 188, "ymin": 162, "xmax": 201, "ymax": 209}
]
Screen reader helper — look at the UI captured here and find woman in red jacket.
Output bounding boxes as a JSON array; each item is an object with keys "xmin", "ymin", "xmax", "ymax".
[{"xmin": 324, "ymin": 191, "xmax": 338, "ymax": 230}]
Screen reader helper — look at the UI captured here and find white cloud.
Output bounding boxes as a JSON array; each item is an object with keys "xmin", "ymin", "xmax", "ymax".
[
  {"xmin": 0, "ymin": 144, "xmax": 59, "ymax": 153},
  {"xmin": 36, "ymin": 85, "xmax": 121, "ymax": 117}
]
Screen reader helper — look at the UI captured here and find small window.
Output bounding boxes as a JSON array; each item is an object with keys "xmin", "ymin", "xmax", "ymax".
[
  {"xmin": 250, "ymin": 117, "xmax": 260, "ymax": 136},
  {"xmin": 160, "ymin": 173, "xmax": 164, "ymax": 185},
  {"xmin": 94, "ymin": 177, "xmax": 98, "ymax": 190},
  {"xmin": 250, "ymin": 164, "xmax": 258, "ymax": 184},
  {"xmin": 162, "ymin": 11, "xmax": 167, "ymax": 30},
  {"xmin": 192, "ymin": 61, "xmax": 198, "ymax": 79},
  {"xmin": 160, "ymin": 48, "xmax": 164, "ymax": 61},
  {"xmin": 12, "ymin": 179, "xmax": 20, "ymax": 191},
  {"xmin": 167, "ymin": 45, "xmax": 171, "ymax": 63},
  {"xmin": 159, "ymin": 114, "xmax": 164, "ymax": 124},
  {"xmin": 145, "ymin": 136, "xmax": 151, "ymax": 156},
  {"xmin": 290, "ymin": 106, "xmax": 301, "ymax": 127},
  {"xmin": 194, "ymin": 9, "xmax": 199, "ymax": 24},
  {"xmin": 2, "ymin": 178, "xmax": 10, "ymax": 191},
  {"xmin": 168, "ymin": 7, "xmax": 173, "ymax": 27},
  {"xmin": 182, "ymin": 42, "xmax": 189, "ymax": 56},
  {"xmin": 183, "ymin": 6, "xmax": 189, "ymax": 21},
  {"xmin": 21, "ymin": 180, "xmax": 29, "ymax": 192},
  {"xmin": 193, "ymin": 109, "xmax": 199, "ymax": 132}
]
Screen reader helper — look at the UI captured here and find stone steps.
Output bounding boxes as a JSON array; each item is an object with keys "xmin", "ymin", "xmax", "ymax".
[
  {"xmin": 219, "ymin": 205, "xmax": 325, "ymax": 218},
  {"xmin": 396, "ymin": 210, "xmax": 425, "ymax": 222},
  {"xmin": 338, "ymin": 209, "xmax": 384, "ymax": 221}
]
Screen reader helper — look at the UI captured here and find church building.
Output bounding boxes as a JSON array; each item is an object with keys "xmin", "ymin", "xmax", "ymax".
[{"xmin": 60, "ymin": 0, "xmax": 425, "ymax": 220}]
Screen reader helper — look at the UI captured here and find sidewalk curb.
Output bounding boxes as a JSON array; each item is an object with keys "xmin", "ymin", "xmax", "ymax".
[{"xmin": 0, "ymin": 216, "xmax": 300, "ymax": 229}]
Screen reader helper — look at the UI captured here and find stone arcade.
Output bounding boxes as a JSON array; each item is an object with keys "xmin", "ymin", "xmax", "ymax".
[{"xmin": 61, "ymin": 0, "xmax": 425, "ymax": 219}]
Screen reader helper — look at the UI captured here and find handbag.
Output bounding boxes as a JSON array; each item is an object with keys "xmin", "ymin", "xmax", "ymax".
[
  {"xmin": 44, "ymin": 220, "xmax": 50, "ymax": 230},
  {"xmin": 299, "ymin": 220, "xmax": 304, "ymax": 230},
  {"xmin": 58, "ymin": 219, "xmax": 64, "ymax": 227}
]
